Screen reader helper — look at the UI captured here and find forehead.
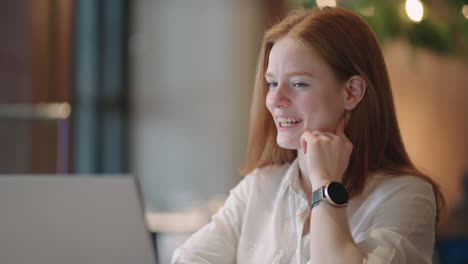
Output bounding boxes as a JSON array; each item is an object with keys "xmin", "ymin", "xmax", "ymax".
[{"xmin": 267, "ymin": 36, "xmax": 326, "ymax": 75}]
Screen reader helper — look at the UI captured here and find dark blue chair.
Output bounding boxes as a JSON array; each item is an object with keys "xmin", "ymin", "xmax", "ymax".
[{"xmin": 435, "ymin": 238, "xmax": 468, "ymax": 264}]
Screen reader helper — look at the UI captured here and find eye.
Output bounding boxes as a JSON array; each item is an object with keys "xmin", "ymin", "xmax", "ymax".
[
  {"xmin": 292, "ymin": 82, "xmax": 309, "ymax": 88},
  {"xmin": 267, "ymin": 82, "xmax": 278, "ymax": 90}
]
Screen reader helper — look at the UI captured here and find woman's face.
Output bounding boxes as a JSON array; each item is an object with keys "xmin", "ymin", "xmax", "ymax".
[{"xmin": 265, "ymin": 36, "xmax": 346, "ymax": 150}]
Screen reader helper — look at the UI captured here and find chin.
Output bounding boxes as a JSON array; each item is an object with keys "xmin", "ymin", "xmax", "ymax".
[{"xmin": 276, "ymin": 137, "xmax": 300, "ymax": 150}]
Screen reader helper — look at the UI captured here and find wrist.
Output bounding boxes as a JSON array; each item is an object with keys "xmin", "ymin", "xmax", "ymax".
[
  {"xmin": 311, "ymin": 181, "xmax": 349, "ymax": 208},
  {"xmin": 311, "ymin": 177, "xmax": 333, "ymax": 191}
]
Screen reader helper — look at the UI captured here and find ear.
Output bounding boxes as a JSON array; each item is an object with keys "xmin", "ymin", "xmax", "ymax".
[{"xmin": 343, "ymin": 75, "xmax": 366, "ymax": 110}]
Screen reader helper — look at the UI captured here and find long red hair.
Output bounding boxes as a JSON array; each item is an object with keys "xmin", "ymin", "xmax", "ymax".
[{"xmin": 240, "ymin": 7, "xmax": 445, "ymax": 224}]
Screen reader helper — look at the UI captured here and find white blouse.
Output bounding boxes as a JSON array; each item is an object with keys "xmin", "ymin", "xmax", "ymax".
[{"xmin": 172, "ymin": 158, "xmax": 437, "ymax": 264}]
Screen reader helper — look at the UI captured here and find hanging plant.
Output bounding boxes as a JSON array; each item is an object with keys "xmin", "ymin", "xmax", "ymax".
[{"xmin": 292, "ymin": 0, "xmax": 468, "ymax": 60}]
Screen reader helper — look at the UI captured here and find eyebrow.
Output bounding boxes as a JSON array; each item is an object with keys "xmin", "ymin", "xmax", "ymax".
[{"xmin": 265, "ymin": 71, "xmax": 314, "ymax": 78}]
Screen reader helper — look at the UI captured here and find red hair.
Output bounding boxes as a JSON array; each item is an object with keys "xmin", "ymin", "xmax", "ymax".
[{"xmin": 240, "ymin": 8, "xmax": 444, "ymax": 224}]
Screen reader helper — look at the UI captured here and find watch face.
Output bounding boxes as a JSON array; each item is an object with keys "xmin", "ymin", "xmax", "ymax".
[{"xmin": 327, "ymin": 182, "xmax": 348, "ymax": 205}]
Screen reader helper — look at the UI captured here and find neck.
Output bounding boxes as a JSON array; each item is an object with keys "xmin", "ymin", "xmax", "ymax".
[{"xmin": 298, "ymin": 150, "xmax": 312, "ymax": 199}]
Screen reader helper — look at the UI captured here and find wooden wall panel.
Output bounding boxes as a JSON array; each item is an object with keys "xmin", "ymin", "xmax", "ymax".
[
  {"xmin": 29, "ymin": 0, "xmax": 73, "ymax": 173},
  {"xmin": 385, "ymin": 39, "xmax": 468, "ymax": 221}
]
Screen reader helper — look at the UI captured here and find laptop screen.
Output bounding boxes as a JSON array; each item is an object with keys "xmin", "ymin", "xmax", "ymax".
[{"xmin": 0, "ymin": 175, "xmax": 157, "ymax": 264}]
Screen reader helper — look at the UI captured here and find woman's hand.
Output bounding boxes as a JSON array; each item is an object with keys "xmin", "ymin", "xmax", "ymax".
[{"xmin": 300, "ymin": 112, "xmax": 352, "ymax": 190}]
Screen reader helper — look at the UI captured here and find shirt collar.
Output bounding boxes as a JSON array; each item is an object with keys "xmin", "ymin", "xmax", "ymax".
[{"xmin": 279, "ymin": 158, "xmax": 307, "ymax": 199}]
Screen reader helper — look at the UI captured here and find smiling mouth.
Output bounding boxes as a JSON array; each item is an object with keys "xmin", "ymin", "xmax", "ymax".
[{"xmin": 278, "ymin": 117, "xmax": 303, "ymax": 128}]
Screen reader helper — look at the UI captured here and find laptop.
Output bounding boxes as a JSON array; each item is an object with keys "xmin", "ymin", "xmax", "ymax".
[{"xmin": 0, "ymin": 175, "xmax": 157, "ymax": 264}]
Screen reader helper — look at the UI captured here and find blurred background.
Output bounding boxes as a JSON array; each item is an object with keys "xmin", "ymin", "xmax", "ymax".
[{"xmin": 0, "ymin": 0, "xmax": 467, "ymax": 263}]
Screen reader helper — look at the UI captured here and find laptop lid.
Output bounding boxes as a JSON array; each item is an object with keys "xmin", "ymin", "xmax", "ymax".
[{"xmin": 0, "ymin": 175, "xmax": 157, "ymax": 264}]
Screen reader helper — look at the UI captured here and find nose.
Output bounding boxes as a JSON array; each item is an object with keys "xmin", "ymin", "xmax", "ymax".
[{"xmin": 267, "ymin": 83, "xmax": 291, "ymax": 109}]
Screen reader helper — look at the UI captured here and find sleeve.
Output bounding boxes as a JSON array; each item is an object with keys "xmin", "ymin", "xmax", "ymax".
[
  {"xmin": 171, "ymin": 174, "xmax": 253, "ymax": 264},
  {"xmin": 355, "ymin": 179, "xmax": 437, "ymax": 264}
]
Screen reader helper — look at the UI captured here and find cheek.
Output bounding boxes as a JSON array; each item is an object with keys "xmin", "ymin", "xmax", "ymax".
[
  {"xmin": 297, "ymin": 96, "xmax": 320, "ymax": 115},
  {"xmin": 265, "ymin": 93, "xmax": 275, "ymax": 113},
  {"xmin": 300, "ymin": 93, "xmax": 343, "ymax": 129}
]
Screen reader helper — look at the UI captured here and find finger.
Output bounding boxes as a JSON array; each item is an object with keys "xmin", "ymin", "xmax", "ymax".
[
  {"xmin": 312, "ymin": 130, "xmax": 335, "ymax": 139},
  {"xmin": 318, "ymin": 131, "xmax": 337, "ymax": 138},
  {"xmin": 300, "ymin": 131, "xmax": 317, "ymax": 154},
  {"xmin": 301, "ymin": 139, "xmax": 307, "ymax": 154},
  {"xmin": 300, "ymin": 132, "xmax": 309, "ymax": 154}
]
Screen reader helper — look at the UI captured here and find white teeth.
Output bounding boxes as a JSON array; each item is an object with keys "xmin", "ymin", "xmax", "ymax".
[
  {"xmin": 279, "ymin": 117, "xmax": 302, "ymax": 127},
  {"xmin": 278, "ymin": 117, "xmax": 302, "ymax": 123}
]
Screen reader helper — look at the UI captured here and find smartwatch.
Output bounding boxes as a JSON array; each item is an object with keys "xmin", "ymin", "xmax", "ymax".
[{"xmin": 311, "ymin": 181, "xmax": 349, "ymax": 208}]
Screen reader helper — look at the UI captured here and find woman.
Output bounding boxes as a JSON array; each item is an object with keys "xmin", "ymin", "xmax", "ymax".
[{"xmin": 172, "ymin": 7, "xmax": 444, "ymax": 264}]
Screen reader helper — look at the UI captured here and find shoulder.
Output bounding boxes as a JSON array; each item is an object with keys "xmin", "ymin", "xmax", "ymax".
[
  {"xmin": 368, "ymin": 173, "xmax": 434, "ymax": 198},
  {"xmin": 360, "ymin": 173, "xmax": 436, "ymax": 211},
  {"xmin": 352, "ymin": 174, "xmax": 438, "ymax": 263},
  {"xmin": 350, "ymin": 173, "xmax": 437, "ymax": 239}
]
